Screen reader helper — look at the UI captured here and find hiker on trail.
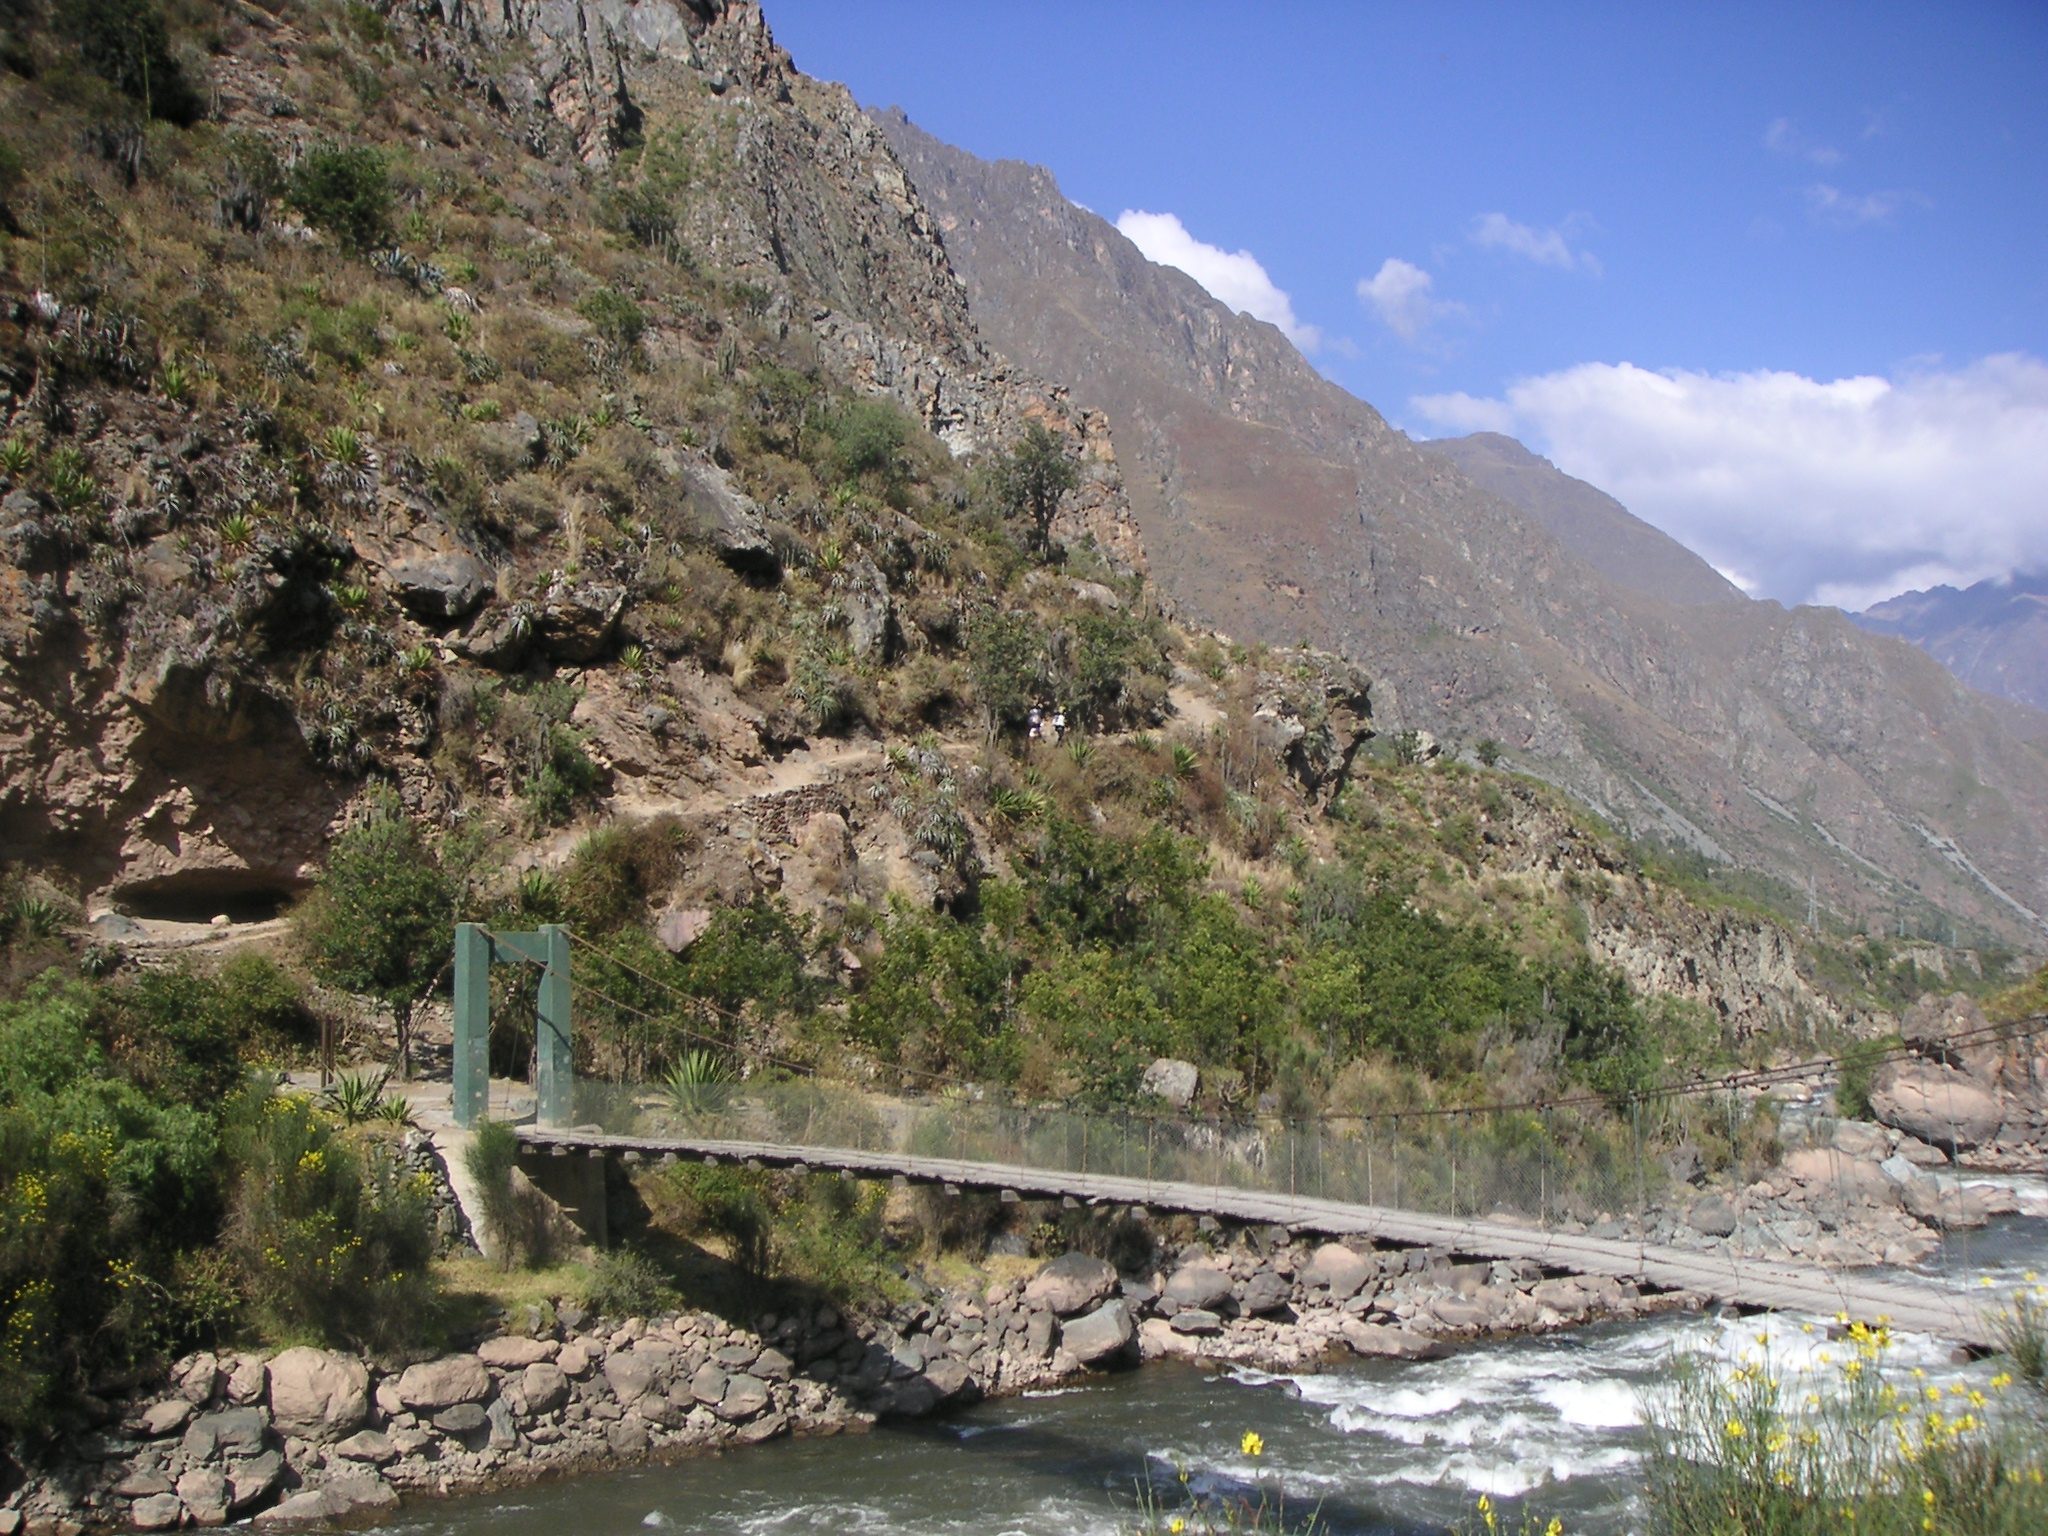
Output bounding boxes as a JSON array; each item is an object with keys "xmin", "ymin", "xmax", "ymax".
[
  {"xmin": 1027, "ymin": 704, "xmax": 1043, "ymax": 743},
  {"xmin": 1052, "ymin": 708, "xmax": 1067, "ymax": 744}
]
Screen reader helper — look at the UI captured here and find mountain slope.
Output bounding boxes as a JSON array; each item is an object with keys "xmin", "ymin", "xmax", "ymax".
[
  {"xmin": 1852, "ymin": 573, "xmax": 2048, "ymax": 713},
  {"xmin": 876, "ymin": 110, "xmax": 2048, "ymax": 947},
  {"xmin": 1416, "ymin": 432, "xmax": 1746, "ymax": 608}
]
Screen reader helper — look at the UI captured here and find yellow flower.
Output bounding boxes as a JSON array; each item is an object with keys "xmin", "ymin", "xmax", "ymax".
[
  {"xmin": 1922, "ymin": 1489, "xmax": 1935, "ymax": 1506},
  {"xmin": 1239, "ymin": 1431, "xmax": 1264, "ymax": 1458},
  {"xmin": 1544, "ymin": 1522, "xmax": 1562, "ymax": 1536},
  {"xmin": 1170, "ymin": 1520, "xmax": 1185, "ymax": 1535},
  {"xmin": 1725, "ymin": 1421, "xmax": 1746, "ymax": 1439},
  {"xmin": 1991, "ymin": 1372, "xmax": 2013, "ymax": 1390}
]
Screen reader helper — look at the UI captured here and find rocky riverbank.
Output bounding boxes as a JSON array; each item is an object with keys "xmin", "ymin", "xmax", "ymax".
[{"xmin": 5, "ymin": 1219, "xmax": 1719, "ymax": 1534}]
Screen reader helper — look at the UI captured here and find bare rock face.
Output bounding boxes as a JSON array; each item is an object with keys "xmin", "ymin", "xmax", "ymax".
[
  {"xmin": 475, "ymin": 1336, "xmax": 557, "ymax": 1369},
  {"xmin": 265, "ymin": 1348, "xmax": 368, "ymax": 1444},
  {"xmin": 1059, "ymin": 1300, "xmax": 1133, "ymax": 1364},
  {"xmin": 1870, "ymin": 1064, "xmax": 2006, "ymax": 1153},
  {"xmin": 386, "ymin": 552, "xmax": 495, "ymax": 625},
  {"xmin": 1022, "ymin": 1252, "xmax": 1118, "ymax": 1317}
]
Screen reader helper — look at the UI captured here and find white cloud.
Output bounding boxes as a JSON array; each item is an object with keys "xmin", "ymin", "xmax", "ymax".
[
  {"xmin": 1115, "ymin": 210, "xmax": 1321, "ymax": 351},
  {"xmin": 1357, "ymin": 258, "xmax": 1467, "ymax": 345},
  {"xmin": 1469, "ymin": 212, "xmax": 1602, "ymax": 275},
  {"xmin": 1764, "ymin": 117, "xmax": 1843, "ymax": 166},
  {"xmin": 1806, "ymin": 182, "xmax": 1916, "ymax": 226},
  {"xmin": 1411, "ymin": 354, "xmax": 2048, "ymax": 608}
]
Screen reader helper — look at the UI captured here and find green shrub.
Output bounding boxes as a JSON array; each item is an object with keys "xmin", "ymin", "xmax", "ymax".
[
  {"xmin": 827, "ymin": 398, "xmax": 910, "ymax": 484},
  {"xmin": 1835, "ymin": 1034, "xmax": 1900, "ymax": 1120},
  {"xmin": 576, "ymin": 287, "xmax": 645, "ymax": 353},
  {"xmin": 223, "ymin": 1089, "xmax": 437, "ymax": 1351},
  {"xmin": 584, "ymin": 1246, "xmax": 677, "ymax": 1319},
  {"xmin": 286, "ymin": 145, "xmax": 392, "ymax": 253},
  {"xmin": 0, "ymin": 981, "xmax": 220, "ymax": 1430}
]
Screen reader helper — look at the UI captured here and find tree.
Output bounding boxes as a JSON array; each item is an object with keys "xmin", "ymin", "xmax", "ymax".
[
  {"xmin": 296, "ymin": 790, "xmax": 459, "ymax": 1076},
  {"xmin": 989, "ymin": 422, "xmax": 1078, "ymax": 555}
]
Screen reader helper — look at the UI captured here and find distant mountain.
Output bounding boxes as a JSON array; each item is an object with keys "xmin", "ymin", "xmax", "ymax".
[
  {"xmin": 1851, "ymin": 574, "xmax": 2048, "ymax": 714},
  {"xmin": 878, "ymin": 108, "xmax": 2048, "ymax": 947},
  {"xmin": 1415, "ymin": 433, "xmax": 1747, "ymax": 609}
]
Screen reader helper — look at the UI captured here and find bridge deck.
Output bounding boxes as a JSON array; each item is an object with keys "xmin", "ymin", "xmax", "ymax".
[{"xmin": 517, "ymin": 1126, "xmax": 1994, "ymax": 1346}]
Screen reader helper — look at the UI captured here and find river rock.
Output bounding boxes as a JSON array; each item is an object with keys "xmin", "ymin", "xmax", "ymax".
[
  {"xmin": 477, "ymin": 1336, "xmax": 557, "ymax": 1369},
  {"xmin": 140, "ymin": 1400, "xmax": 192, "ymax": 1438},
  {"xmin": 522, "ymin": 1361, "xmax": 570, "ymax": 1414},
  {"xmin": 1869, "ymin": 1063, "xmax": 2005, "ymax": 1153},
  {"xmin": 1831, "ymin": 1120, "xmax": 1890, "ymax": 1159},
  {"xmin": 1060, "ymin": 1300, "xmax": 1134, "ymax": 1364},
  {"xmin": 184, "ymin": 1408, "xmax": 267, "ymax": 1461},
  {"xmin": 1429, "ymin": 1293, "xmax": 1502, "ymax": 1330},
  {"xmin": 333, "ymin": 1430, "xmax": 397, "ymax": 1465},
  {"xmin": 397, "ymin": 1355, "xmax": 492, "ymax": 1411},
  {"xmin": 227, "ymin": 1451, "xmax": 284, "ymax": 1512},
  {"xmin": 1024, "ymin": 1309, "xmax": 1055, "ymax": 1359},
  {"xmin": 1340, "ymin": 1320, "xmax": 1449, "ymax": 1360},
  {"xmin": 129, "ymin": 1495, "xmax": 182, "ymax": 1530},
  {"xmin": 113, "ymin": 1472, "xmax": 172, "ymax": 1499},
  {"xmin": 1162, "ymin": 1263, "xmax": 1233, "ymax": 1312},
  {"xmin": 224, "ymin": 1356, "xmax": 269, "ymax": 1408},
  {"xmin": 556, "ymin": 1341, "xmax": 595, "ymax": 1377},
  {"xmin": 733, "ymin": 1412, "xmax": 788, "ymax": 1444},
  {"xmin": 1169, "ymin": 1309, "xmax": 1222, "ymax": 1335},
  {"xmin": 690, "ymin": 1363, "xmax": 727, "ymax": 1405},
  {"xmin": 1304, "ymin": 1242, "xmax": 1373, "ymax": 1299},
  {"xmin": 603, "ymin": 1352, "xmax": 659, "ymax": 1403},
  {"xmin": 1023, "ymin": 1253, "xmax": 1118, "ymax": 1316},
  {"xmin": 922, "ymin": 1356, "xmax": 976, "ymax": 1402},
  {"xmin": 607, "ymin": 1419, "xmax": 650, "ymax": 1456},
  {"xmin": 1240, "ymin": 1270, "xmax": 1290, "ymax": 1315},
  {"xmin": 715, "ymin": 1374, "xmax": 770, "ymax": 1421},
  {"xmin": 754, "ymin": 1347, "xmax": 793, "ymax": 1382},
  {"xmin": 433, "ymin": 1402, "xmax": 489, "ymax": 1435},
  {"xmin": 175, "ymin": 1468, "xmax": 230, "ymax": 1526},
  {"xmin": 267, "ymin": 1348, "xmax": 369, "ymax": 1443}
]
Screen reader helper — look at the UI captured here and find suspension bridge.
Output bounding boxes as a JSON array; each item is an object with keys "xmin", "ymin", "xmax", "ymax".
[{"xmin": 448, "ymin": 922, "xmax": 2022, "ymax": 1348}]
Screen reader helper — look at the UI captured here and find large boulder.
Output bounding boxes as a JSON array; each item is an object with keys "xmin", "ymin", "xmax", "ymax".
[
  {"xmin": 1869, "ymin": 1063, "xmax": 2005, "ymax": 1153},
  {"xmin": 1304, "ymin": 1242, "xmax": 1375, "ymax": 1300},
  {"xmin": 386, "ymin": 552, "xmax": 495, "ymax": 624},
  {"xmin": 394, "ymin": 1354, "xmax": 492, "ymax": 1412},
  {"xmin": 1140, "ymin": 1059, "xmax": 1199, "ymax": 1110},
  {"xmin": 1162, "ymin": 1263, "xmax": 1234, "ymax": 1312},
  {"xmin": 1060, "ymin": 1300, "xmax": 1134, "ymax": 1364},
  {"xmin": 1240, "ymin": 1270, "xmax": 1291, "ymax": 1315},
  {"xmin": 1687, "ymin": 1196, "xmax": 1738, "ymax": 1237},
  {"xmin": 715, "ymin": 1374, "xmax": 771, "ymax": 1422},
  {"xmin": 1023, "ymin": 1252, "xmax": 1119, "ymax": 1317},
  {"xmin": 676, "ymin": 458, "xmax": 782, "ymax": 582},
  {"xmin": 521, "ymin": 1361, "xmax": 570, "ymax": 1414},
  {"xmin": 1339, "ymin": 1320, "xmax": 1449, "ymax": 1360},
  {"xmin": 265, "ymin": 1348, "xmax": 368, "ymax": 1444}
]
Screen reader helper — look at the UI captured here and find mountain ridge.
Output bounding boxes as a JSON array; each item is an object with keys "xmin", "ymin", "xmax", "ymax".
[{"xmin": 875, "ymin": 108, "xmax": 2048, "ymax": 947}]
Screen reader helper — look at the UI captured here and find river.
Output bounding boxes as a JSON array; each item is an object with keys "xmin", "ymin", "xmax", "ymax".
[{"xmin": 380, "ymin": 1218, "xmax": 2048, "ymax": 1536}]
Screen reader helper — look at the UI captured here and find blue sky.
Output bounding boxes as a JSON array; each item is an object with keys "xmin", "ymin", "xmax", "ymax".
[{"xmin": 765, "ymin": 2, "xmax": 2048, "ymax": 610}]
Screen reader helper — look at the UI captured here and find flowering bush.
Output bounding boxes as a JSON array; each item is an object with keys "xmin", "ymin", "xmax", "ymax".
[{"xmin": 1639, "ymin": 1313, "xmax": 2048, "ymax": 1535}]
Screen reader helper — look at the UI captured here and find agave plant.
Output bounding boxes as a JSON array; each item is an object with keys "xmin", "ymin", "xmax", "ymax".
[
  {"xmin": 217, "ymin": 512, "xmax": 256, "ymax": 550},
  {"xmin": 158, "ymin": 359, "xmax": 191, "ymax": 404},
  {"xmin": 324, "ymin": 1068, "xmax": 393, "ymax": 1124},
  {"xmin": 664, "ymin": 1049, "xmax": 734, "ymax": 1116},
  {"xmin": 321, "ymin": 425, "xmax": 366, "ymax": 467},
  {"xmin": 332, "ymin": 583, "xmax": 371, "ymax": 612},
  {"xmin": 371, "ymin": 1094, "xmax": 419, "ymax": 1129},
  {"xmin": 1171, "ymin": 743, "xmax": 1201, "ymax": 781},
  {"xmin": 988, "ymin": 784, "xmax": 1047, "ymax": 826},
  {"xmin": 7, "ymin": 894, "xmax": 65, "ymax": 940},
  {"xmin": 399, "ymin": 643, "xmax": 438, "ymax": 675},
  {"xmin": 45, "ymin": 453, "xmax": 100, "ymax": 516},
  {"xmin": 1066, "ymin": 738, "xmax": 1096, "ymax": 770},
  {"xmin": 617, "ymin": 643, "xmax": 649, "ymax": 675},
  {"xmin": 1132, "ymin": 732, "xmax": 1160, "ymax": 756}
]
